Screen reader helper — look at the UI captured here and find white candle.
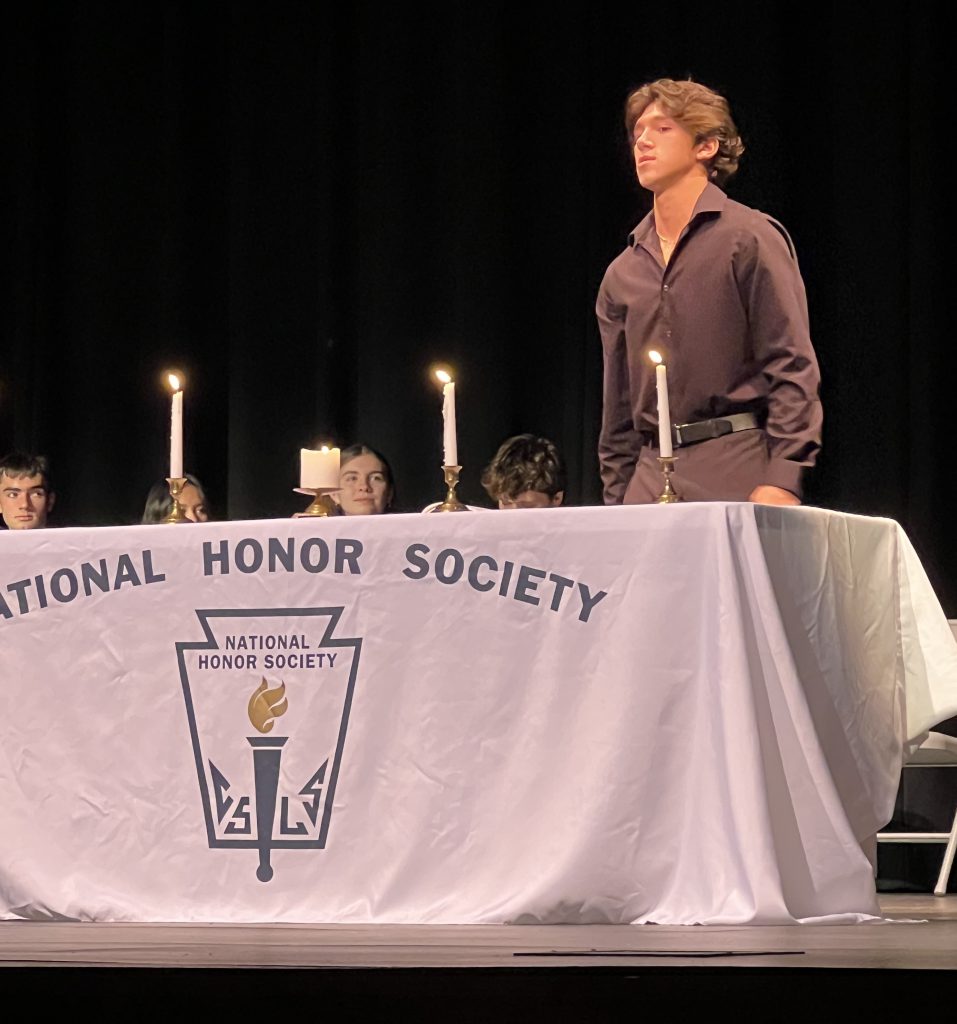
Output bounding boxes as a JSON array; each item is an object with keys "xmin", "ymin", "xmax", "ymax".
[
  {"xmin": 169, "ymin": 375, "xmax": 184, "ymax": 479},
  {"xmin": 434, "ymin": 368, "xmax": 459, "ymax": 467},
  {"xmin": 442, "ymin": 381, "xmax": 458, "ymax": 466},
  {"xmin": 300, "ymin": 446, "xmax": 340, "ymax": 489},
  {"xmin": 651, "ymin": 357, "xmax": 673, "ymax": 457}
]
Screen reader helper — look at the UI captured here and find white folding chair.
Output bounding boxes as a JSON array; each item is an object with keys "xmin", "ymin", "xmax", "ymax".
[{"xmin": 876, "ymin": 620, "xmax": 957, "ymax": 896}]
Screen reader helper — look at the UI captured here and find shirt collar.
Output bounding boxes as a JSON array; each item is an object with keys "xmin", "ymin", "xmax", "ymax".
[{"xmin": 628, "ymin": 181, "xmax": 728, "ymax": 248}]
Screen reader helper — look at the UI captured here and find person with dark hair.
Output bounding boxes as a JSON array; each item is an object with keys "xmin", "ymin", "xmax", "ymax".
[
  {"xmin": 141, "ymin": 474, "xmax": 209, "ymax": 524},
  {"xmin": 0, "ymin": 452, "xmax": 56, "ymax": 530},
  {"xmin": 597, "ymin": 77, "xmax": 822, "ymax": 505},
  {"xmin": 481, "ymin": 434, "xmax": 565, "ymax": 509},
  {"xmin": 333, "ymin": 444, "xmax": 395, "ymax": 515}
]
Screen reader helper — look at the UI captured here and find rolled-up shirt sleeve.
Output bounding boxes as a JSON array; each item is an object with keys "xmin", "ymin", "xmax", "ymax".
[
  {"xmin": 736, "ymin": 221, "xmax": 823, "ymax": 497},
  {"xmin": 597, "ymin": 283, "xmax": 641, "ymax": 504}
]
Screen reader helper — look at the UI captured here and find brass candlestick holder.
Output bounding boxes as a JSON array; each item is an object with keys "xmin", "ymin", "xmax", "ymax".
[
  {"xmin": 655, "ymin": 456, "xmax": 683, "ymax": 504},
  {"xmin": 293, "ymin": 487, "xmax": 341, "ymax": 517},
  {"xmin": 430, "ymin": 465, "xmax": 469, "ymax": 513},
  {"xmin": 163, "ymin": 476, "xmax": 191, "ymax": 523}
]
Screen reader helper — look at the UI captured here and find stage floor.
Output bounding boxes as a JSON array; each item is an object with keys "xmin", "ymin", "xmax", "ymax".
[{"xmin": 2, "ymin": 895, "xmax": 955, "ymax": 971}]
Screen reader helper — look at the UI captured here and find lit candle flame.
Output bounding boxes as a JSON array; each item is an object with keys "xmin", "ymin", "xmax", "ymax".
[
  {"xmin": 435, "ymin": 369, "xmax": 452, "ymax": 385},
  {"xmin": 648, "ymin": 350, "xmax": 663, "ymax": 365},
  {"xmin": 168, "ymin": 372, "xmax": 183, "ymax": 392}
]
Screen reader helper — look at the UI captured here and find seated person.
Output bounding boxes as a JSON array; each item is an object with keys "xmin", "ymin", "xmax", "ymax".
[
  {"xmin": 481, "ymin": 434, "xmax": 565, "ymax": 509},
  {"xmin": 0, "ymin": 452, "xmax": 56, "ymax": 530},
  {"xmin": 333, "ymin": 445, "xmax": 395, "ymax": 515},
  {"xmin": 141, "ymin": 474, "xmax": 210, "ymax": 523}
]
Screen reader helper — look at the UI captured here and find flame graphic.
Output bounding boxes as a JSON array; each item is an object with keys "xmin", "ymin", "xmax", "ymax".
[{"xmin": 247, "ymin": 678, "xmax": 289, "ymax": 733}]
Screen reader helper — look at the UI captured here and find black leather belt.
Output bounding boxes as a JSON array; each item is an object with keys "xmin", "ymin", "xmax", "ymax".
[{"xmin": 672, "ymin": 412, "xmax": 759, "ymax": 448}]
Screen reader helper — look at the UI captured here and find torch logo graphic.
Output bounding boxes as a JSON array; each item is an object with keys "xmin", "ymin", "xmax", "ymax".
[
  {"xmin": 246, "ymin": 679, "xmax": 289, "ymax": 882},
  {"xmin": 176, "ymin": 607, "xmax": 361, "ymax": 883}
]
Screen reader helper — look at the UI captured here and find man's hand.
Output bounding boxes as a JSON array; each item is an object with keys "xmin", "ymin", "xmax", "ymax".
[{"xmin": 748, "ymin": 485, "xmax": 801, "ymax": 506}]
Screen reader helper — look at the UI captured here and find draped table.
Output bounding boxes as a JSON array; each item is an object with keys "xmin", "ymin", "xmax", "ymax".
[{"xmin": 2, "ymin": 503, "xmax": 956, "ymax": 925}]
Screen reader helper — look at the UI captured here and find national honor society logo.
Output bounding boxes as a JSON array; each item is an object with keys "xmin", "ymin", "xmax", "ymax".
[{"xmin": 176, "ymin": 607, "xmax": 361, "ymax": 882}]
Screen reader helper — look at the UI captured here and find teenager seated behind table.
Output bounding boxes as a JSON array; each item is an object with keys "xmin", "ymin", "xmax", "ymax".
[
  {"xmin": 0, "ymin": 452, "xmax": 56, "ymax": 530},
  {"xmin": 141, "ymin": 474, "xmax": 210, "ymax": 523},
  {"xmin": 333, "ymin": 444, "xmax": 395, "ymax": 515},
  {"xmin": 481, "ymin": 434, "xmax": 566, "ymax": 509}
]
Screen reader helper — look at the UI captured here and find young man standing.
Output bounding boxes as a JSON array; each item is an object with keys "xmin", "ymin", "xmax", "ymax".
[
  {"xmin": 0, "ymin": 452, "xmax": 56, "ymax": 530},
  {"xmin": 596, "ymin": 78, "xmax": 822, "ymax": 505}
]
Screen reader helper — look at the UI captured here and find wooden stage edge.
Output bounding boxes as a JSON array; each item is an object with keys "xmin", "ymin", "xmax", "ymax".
[{"xmin": 1, "ymin": 895, "xmax": 956, "ymax": 971}]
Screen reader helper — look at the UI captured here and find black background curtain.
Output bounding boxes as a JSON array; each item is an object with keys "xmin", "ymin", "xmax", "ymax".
[{"xmin": 3, "ymin": 3, "xmax": 954, "ymax": 613}]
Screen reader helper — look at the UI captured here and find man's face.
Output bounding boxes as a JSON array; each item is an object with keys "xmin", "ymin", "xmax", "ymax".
[
  {"xmin": 0, "ymin": 472, "xmax": 55, "ymax": 530},
  {"xmin": 497, "ymin": 490, "xmax": 563, "ymax": 510},
  {"xmin": 632, "ymin": 102, "xmax": 714, "ymax": 193}
]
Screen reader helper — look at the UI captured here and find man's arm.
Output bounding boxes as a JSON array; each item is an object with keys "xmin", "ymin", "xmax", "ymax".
[
  {"xmin": 737, "ymin": 219, "xmax": 823, "ymax": 502},
  {"xmin": 596, "ymin": 283, "xmax": 641, "ymax": 504}
]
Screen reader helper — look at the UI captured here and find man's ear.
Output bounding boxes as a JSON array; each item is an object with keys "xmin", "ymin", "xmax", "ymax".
[
  {"xmin": 47, "ymin": 492, "xmax": 56, "ymax": 513},
  {"xmin": 697, "ymin": 137, "xmax": 719, "ymax": 162},
  {"xmin": 551, "ymin": 491, "xmax": 565, "ymax": 507}
]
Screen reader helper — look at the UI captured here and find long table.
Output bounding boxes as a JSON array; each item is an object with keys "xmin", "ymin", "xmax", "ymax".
[{"xmin": 2, "ymin": 503, "xmax": 956, "ymax": 925}]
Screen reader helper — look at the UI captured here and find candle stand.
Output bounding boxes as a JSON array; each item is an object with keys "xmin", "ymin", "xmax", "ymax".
[
  {"xmin": 163, "ymin": 477, "xmax": 191, "ymax": 523},
  {"xmin": 429, "ymin": 465, "xmax": 469, "ymax": 513},
  {"xmin": 655, "ymin": 456, "xmax": 683, "ymax": 504},
  {"xmin": 294, "ymin": 487, "xmax": 341, "ymax": 517}
]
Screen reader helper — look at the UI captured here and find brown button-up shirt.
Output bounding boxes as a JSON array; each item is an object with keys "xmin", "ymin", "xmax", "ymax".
[{"xmin": 596, "ymin": 182, "xmax": 822, "ymax": 502}]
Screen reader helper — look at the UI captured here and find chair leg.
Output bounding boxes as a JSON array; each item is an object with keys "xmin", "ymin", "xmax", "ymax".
[{"xmin": 934, "ymin": 809, "xmax": 957, "ymax": 897}]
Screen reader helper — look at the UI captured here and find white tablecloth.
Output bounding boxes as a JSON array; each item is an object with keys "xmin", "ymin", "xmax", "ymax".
[{"xmin": 2, "ymin": 503, "xmax": 955, "ymax": 925}]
